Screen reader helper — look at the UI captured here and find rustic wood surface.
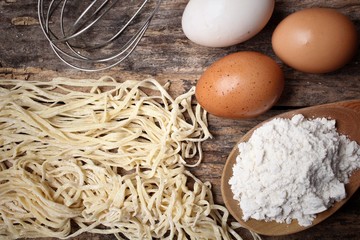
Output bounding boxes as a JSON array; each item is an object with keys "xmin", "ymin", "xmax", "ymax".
[{"xmin": 1, "ymin": 0, "xmax": 360, "ymax": 239}]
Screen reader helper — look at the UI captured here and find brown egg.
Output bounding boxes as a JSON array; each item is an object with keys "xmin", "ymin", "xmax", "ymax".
[
  {"xmin": 195, "ymin": 51, "xmax": 284, "ymax": 119},
  {"xmin": 272, "ymin": 8, "xmax": 358, "ymax": 74}
]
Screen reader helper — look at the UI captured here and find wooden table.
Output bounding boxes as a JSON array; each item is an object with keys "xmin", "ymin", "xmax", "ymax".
[{"xmin": 1, "ymin": 0, "xmax": 359, "ymax": 239}]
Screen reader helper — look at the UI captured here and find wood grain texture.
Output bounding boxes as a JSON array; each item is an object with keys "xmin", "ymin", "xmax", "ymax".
[{"xmin": 1, "ymin": 0, "xmax": 360, "ymax": 239}]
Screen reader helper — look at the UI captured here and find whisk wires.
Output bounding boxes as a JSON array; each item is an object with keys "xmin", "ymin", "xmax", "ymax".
[{"xmin": 38, "ymin": 0, "xmax": 161, "ymax": 71}]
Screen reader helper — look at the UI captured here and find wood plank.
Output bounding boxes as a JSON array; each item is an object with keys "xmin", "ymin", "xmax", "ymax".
[{"xmin": 0, "ymin": 0, "xmax": 360, "ymax": 239}]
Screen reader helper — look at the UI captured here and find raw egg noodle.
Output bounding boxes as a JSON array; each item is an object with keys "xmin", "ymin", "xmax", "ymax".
[{"xmin": 0, "ymin": 77, "xmax": 258, "ymax": 240}]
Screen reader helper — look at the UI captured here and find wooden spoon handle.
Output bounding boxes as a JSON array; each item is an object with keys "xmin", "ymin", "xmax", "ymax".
[
  {"xmin": 299, "ymin": 100, "xmax": 360, "ymax": 144},
  {"xmin": 337, "ymin": 99, "xmax": 360, "ymax": 113}
]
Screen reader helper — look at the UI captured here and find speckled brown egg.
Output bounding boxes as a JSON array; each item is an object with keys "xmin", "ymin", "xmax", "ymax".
[
  {"xmin": 272, "ymin": 8, "xmax": 358, "ymax": 73},
  {"xmin": 195, "ymin": 51, "xmax": 284, "ymax": 119}
]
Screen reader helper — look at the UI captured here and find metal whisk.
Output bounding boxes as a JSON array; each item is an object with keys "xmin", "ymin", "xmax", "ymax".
[{"xmin": 38, "ymin": 0, "xmax": 161, "ymax": 71}]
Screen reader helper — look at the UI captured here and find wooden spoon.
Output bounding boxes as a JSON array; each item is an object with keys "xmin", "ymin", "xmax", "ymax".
[{"xmin": 221, "ymin": 100, "xmax": 360, "ymax": 236}]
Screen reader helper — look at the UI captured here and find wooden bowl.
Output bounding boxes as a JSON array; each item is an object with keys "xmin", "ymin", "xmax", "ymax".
[{"xmin": 221, "ymin": 100, "xmax": 360, "ymax": 236}]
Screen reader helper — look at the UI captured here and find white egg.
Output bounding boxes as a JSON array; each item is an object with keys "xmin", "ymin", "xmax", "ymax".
[{"xmin": 181, "ymin": 0, "xmax": 275, "ymax": 47}]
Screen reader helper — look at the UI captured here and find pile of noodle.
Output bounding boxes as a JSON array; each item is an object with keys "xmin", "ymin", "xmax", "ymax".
[{"xmin": 0, "ymin": 77, "xmax": 259, "ymax": 240}]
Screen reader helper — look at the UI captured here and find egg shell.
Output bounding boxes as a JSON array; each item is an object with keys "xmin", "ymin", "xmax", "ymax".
[
  {"xmin": 181, "ymin": 0, "xmax": 275, "ymax": 48},
  {"xmin": 195, "ymin": 51, "xmax": 284, "ymax": 119},
  {"xmin": 272, "ymin": 8, "xmax": 358, "ymax": 74}
]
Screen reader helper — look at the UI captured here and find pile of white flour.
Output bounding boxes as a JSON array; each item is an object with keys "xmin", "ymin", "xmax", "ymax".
[{"xmin": 229, "ymin": 114, "xmax": 360, "ymax": 227}]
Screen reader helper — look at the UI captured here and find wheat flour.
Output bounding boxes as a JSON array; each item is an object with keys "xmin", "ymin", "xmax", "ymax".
[{"xmin": 229, "ymin": 114, "xmax": 360, "ymax": 226}]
